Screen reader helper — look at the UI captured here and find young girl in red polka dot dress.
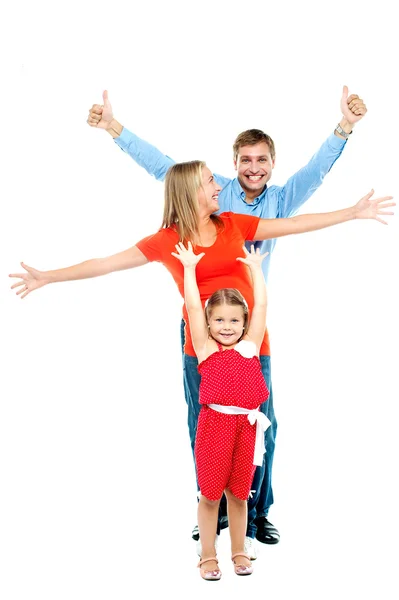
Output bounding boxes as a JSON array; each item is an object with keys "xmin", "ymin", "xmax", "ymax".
[{"xmin": 173, "ymin": 242, "xmax": 270, "ymax": 581}]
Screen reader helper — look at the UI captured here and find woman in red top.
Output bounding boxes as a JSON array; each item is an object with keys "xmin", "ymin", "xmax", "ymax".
[
  {"xmin": 9, "ymin": 161, "xmax": 394, "ymax": 568},
  {"xmin": 172, "ymin": 241, "xmax": 270, "ymax": 579},
  {"xmin": 11, "ymin": 161, "xmax": 392, "ymax": 353}
]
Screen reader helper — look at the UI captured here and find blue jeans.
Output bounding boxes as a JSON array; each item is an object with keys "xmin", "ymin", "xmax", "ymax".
[{"xmin": 180, "ymin": 320, "xmax": 277, "ymax": 538}]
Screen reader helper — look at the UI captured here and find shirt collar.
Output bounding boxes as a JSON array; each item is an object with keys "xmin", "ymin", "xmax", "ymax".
[{"xmin": 232, "ymin": 177, "xmax": 267, "ymax": 206}]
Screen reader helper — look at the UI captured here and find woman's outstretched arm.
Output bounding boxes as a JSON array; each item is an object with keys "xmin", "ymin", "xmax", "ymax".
[
  {"xmin": 254, "ymin": 190, "xmax": 395, "ymax": 241},
  {"xmin": 9, "ymin": 246, "xmax": 148, "ymax": 299}
]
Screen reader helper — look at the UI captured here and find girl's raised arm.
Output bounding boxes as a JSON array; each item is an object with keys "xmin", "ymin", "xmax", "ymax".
[
  {"xmin": 171, "ymin": 242, "xmax": 208, "ymax": 361},
  {"xmin": 236, "ymin": 245, "xmax": 268, "ymax": 351}
]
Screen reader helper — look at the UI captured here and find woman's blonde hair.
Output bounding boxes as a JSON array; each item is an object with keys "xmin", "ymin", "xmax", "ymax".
[
  {"xmin": 162, "ymin": 161, "xmax": 224, "ymax": 242},
  {"xmin": 205, "ymin": 288, "xmax": 249, "ymax": 340}
]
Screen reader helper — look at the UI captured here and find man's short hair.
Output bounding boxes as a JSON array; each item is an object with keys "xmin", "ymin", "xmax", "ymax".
[{"xmin": 233, "ymin": 129, "xmax": 276, "ymax": 162}]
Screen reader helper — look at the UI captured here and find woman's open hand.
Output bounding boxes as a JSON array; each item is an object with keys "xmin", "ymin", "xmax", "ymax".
[
  {"xmin": 9, "ymin": 263, "xmax": 49, "ymax": 299},
  {"xmin": 354, "ymin": 190, "xmax": 395, "ymax": 224}
]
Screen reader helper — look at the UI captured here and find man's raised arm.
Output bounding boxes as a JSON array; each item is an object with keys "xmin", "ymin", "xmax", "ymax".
[
  {"xmin": 87, "ymin": 90, "xmax": 175, "ymax": 182},
  {"xmin": 277, "ymin": 85, "xmax": 367, "ymax": 219}
]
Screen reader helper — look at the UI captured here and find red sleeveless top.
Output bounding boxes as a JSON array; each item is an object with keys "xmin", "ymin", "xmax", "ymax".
[{"xmin": 198, "ymin": 341, "xmax": 269, "ymax": 410}]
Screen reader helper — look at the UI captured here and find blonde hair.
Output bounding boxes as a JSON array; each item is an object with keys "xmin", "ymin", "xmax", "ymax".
[
  {"xmin": 205, "ymin": 288, "xmax": 249, "ymax": 340},
  {"xmin": 162, "ymin": 161, "xmax": 224, "ymax": 242}
]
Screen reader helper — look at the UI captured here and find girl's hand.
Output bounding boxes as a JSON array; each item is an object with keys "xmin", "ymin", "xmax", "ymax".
[
  {"xmin": 236, "ymin": 245, "xmax": 269, "ymax": 268},
  {"xmin": 354, "ymin": 190, "xmax": 395, "ymax": 224},
  {"xmin": 9, "ymin": 262, "xmax": 49, "ymax": 299},
  {"xmin": 171, "ymin": 242, "xmax": 205, "ymax": 268}
]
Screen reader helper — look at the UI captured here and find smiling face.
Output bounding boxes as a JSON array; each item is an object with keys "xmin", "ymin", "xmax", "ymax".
[
  {"xmin": 208, "ymin": 302, "xmax": 246, "ymax": 347},
  {"xmin": 197, "ymin": 166, "xmax": 222, "ymax": 216},
  {"xmin": 235, "ymin": 142, "xmax": 275, "ymax": 201}
]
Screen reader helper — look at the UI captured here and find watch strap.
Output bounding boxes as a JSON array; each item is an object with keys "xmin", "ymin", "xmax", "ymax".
[{"xmin": 335, "ymin": 123, "xmax": 352, "ymax": 139}]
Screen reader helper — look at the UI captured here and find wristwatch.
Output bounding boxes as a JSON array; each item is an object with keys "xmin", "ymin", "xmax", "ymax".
[{"xmin": 334, "ymin": 123, "xmax": 352, "ymax": 139}]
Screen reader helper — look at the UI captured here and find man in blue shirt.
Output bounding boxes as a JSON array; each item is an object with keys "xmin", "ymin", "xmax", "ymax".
[{"xmin": 87, "ymin": 87, "xmax": 367, "ymax": 558}]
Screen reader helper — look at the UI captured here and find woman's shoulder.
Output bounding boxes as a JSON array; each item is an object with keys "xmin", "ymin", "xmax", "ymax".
[
  {"xmin": 136, "ymin": 225, "xmax": 180, "ymax": 262},
  {"xmin": 148, "ymin": 225, "xmax": 180, "ymax": 246},
  {"xmin": 218, "ymin": 211, "xmax": 258, "ymax": 227},
  {"xmin": 216, "ymin": 212, "xmax": 239, "ymax": 233},
  {"xmin": 158, "ymin": 224, "xmax": 179, "ymax": 236},
  {"xmin": 218, "ymin": 211, "xmax": 235, "ymax": 222}
]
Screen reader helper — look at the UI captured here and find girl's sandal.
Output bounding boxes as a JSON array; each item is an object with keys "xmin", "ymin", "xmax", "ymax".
[
  {"xmin": 197, "ymin": 557, "xmax": 222, "ymax": 581},
  {"xmin": 231, "ymin": 552, "xmax": 254, "ymax": 576}
]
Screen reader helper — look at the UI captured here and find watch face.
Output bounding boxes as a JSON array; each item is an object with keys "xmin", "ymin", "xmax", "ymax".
[{"xmin": 336, "ymin": 125, "xmax": 348, "ymax": 137}]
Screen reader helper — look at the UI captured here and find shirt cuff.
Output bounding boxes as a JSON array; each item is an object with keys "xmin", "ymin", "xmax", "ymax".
[
  {"xmin": 113, "ymin": 126, "xmax": 135, "ymax": 150},
  {"xmin": 328, "ymin": 131, "xmax": 347, "ymax": 149}
]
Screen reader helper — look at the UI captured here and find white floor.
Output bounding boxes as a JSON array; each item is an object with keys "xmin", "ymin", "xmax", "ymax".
[
  {"xmin": 2, "ymin": 214, "xmax": 398, "ymax": 599},
  {"xmin": 2, "ymin": 2, "xmax": 398, "ymax": 596},
  {"xmin": 1, "ymin": 349, "xmax": 398, "ymax": 599}
]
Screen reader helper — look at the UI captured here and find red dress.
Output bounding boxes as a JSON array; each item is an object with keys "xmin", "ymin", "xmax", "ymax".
[{"xmin": 195, "ymin": 341, "xmax": 269, "ymax": 501}]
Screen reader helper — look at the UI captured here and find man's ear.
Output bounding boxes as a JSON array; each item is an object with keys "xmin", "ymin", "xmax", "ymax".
[{"xmin": 234, "ymin": 158, "xmax": 238, "ymax": 171}]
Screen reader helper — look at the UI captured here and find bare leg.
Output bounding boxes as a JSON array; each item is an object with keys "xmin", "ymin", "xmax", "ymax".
[
  {"xmin": 225, "ymin": 488, "xmax": 251, "ymax": 568},
  {"xmin": 198, "ymin": 495, "xmax": 220, "ymax": 571}
]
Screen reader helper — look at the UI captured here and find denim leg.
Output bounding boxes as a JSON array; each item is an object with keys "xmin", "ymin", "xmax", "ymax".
[
  {"xmin": 246, "ymin": 355, "xmax": 277, "ymax": 538},
  {"xmin": 183, "ymin": 354, "xmax": 202, "ymax": 455},
  {"xmin": 180, "ymin": 320, "xmax": 201, "ymax": 456},
  {"xmin": 257, "ymin": 356, "xmax": 277, "ymax": 517}
]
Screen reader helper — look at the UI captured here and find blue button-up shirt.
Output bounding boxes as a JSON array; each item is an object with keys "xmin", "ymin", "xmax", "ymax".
[{"xmin": 115, "ymin": 128, "xmax": 346, "ymax": 281}]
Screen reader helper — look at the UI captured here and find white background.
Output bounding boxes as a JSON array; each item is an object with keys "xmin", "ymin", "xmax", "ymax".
[{"xmin": 1, "ymin": 1, "xmax": 398, "ymax": 598}]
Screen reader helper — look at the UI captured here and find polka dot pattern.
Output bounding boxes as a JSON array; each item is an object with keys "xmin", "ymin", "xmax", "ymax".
[{"xmin": 195, "ymin": 344, "xmax": 269, "ymax": 501}]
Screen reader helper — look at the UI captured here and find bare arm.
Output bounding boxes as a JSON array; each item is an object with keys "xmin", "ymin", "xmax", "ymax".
[
  {"xmin": 255, "ymin": 190, "xmax": 395, "ymax": 241},
  {"xmin": 236, "ymin": 246, "xmax": 268, "ymax": 351},
  {"xmin": 10, "ymin": 246, "xmax": 148, "ymax": 299},
  {"xmin": 171, "ymin": 242, "xmax": 208, "ymax": 361}
]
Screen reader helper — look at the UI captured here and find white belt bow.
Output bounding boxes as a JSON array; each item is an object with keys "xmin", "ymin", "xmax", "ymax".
[{"xmin": 207, "ymin": 404, "xmax": 271, "ymax": 466}]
